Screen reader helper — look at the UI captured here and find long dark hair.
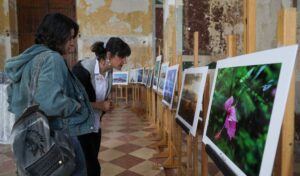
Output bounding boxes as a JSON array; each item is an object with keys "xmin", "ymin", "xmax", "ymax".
[
  {"xmin": 106, "ymin": 37, "xmax": 131, "ymax": 58},
  {"xmin": 90, "ymin": 41, "xmax": 107, "ymax": 61},
  {"xmin": 35, "ymin": 13, "xmax": 79, "ymax": 54}
]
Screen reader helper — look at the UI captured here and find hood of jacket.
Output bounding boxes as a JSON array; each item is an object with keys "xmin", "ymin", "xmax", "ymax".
[{"xmin": 5, "ymin": 44, "xmax": 53, "ymax": 83}]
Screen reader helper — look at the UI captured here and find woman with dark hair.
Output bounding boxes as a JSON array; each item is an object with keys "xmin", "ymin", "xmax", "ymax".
[
  {"xmin": 5, "ymin": 13, "xmax": 94, "ymax": 176},
  {"xmin": 72, "ymin": 37, "xmax": 131, "ymax": 176}
]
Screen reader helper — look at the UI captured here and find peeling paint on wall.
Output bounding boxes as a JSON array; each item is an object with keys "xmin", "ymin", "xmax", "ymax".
[
  {"xmin": 134, "ymin": 26, "xmax": 143, "ymax": 33},
  {"xmin": 110, "ymin": 0, "xmax": 148, "ymax": 13},
  {"xmin": 84, "ymin": 0, "xmax": 105, "ymax": 14},
  {"xmin": 77, "ymin": 0, "xmax": 152, "ymax": 35},
  {"xmin": 208, "ymin": 0, "xmax": 243, "ymax": 56},
  {"xmin": 2, "ymin": 0, "xmax": 8, "ymax": 15},
  {"xmin": 0, "ymin": 0, "xmax": 9, "ymax": 32},
  {"xmin": 0, "ymin": 37, "xmax": 5, "ymax": 70},
  {"xmin": 77, "ymin": 0, "xmax": 153, "ymax": 69},
  {"xmin": 163, "ymin": 5, "xmax": 176, "ymax": 64}
]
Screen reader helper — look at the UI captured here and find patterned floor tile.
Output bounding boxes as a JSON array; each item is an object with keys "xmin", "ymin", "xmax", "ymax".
[
  {"xmin": 129, "ymin": 160, "xmax": 161, "ymax": 176},
  {"xmin": 116, "ymin": 170, "xmax": 143, "ymax": 176},
  {"xmin": 101, "ymin": 139, "xmax": 125, "ymax": 149},
  {"xmin": 102, "ymin": 131, "xmax": 126, "ymax": 138},
  {"xmin": 129, "ymin": 131, "xmax": 147, "ymax": 138},
  {"xmin": 101, "ymin": 163, "xmax": 125, "ymax": 176},
  {"xmin": 129, "ymin": 148, "xmax": 157, "ymax": 160},
  {"xmin": 0, "ymin": 160, "xmax": 16, "ymax": 174},
  {"xmin": 113, "ymin": 143, "xmax": 141, "ymax": 154},
  {"xmin": 117, "ymin": 128, "xmax": 139, "ymax": 133},
  {"xmin": 129, "ymin": 137, "xmax": 155, "ymax": 147},
  {"xmin": 117, "ymin": 135, "xmax": 138, "ymax": 142},
  {"xmin": 110, "ymin": 154, "xmax": 145, "ymax": 169},
  {"xmin": 99, "ymin": 149, "xmax": 125, "ymax": 162},
  {"xmin": 100, "ymin": 146, "xmax": 109, "ymax": 152}
]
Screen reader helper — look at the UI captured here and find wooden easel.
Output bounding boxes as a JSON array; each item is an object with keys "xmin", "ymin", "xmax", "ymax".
[
  {"xmin": 115, "ymin": 85, "xmax": 128, "ymax": 105},
  {"xmin": 243, "ymin": 0, "xmax": 256, "ymax": 54},
  {"xmin": 152, "ymin": 31, "xmax": 178, "ymax": 162},
  {"xmin": 183, "ymin": 32, "xmax": 210, "ymax": 176},
  {"xmin": 162, "ymin": 30, "xmax": 180, "ymax": 169},
  {"xmin": 274, "ymin": 8, "xmax": 296, "ymax": 176},
  {"xmin": 243, "ymin": 2, "xmax": 295, "ymax": 175}
]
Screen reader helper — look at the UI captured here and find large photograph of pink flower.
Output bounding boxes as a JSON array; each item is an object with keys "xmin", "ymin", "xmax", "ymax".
[{"xmin": 206, "ymin": 63, "xmax": 281, "ymax": 176}]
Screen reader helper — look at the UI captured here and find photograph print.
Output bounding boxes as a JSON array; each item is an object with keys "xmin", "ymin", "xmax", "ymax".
[
  {"xmin": 142, "ymin": 68, "xmax": 149, "ymax": 85},
  {"xmin": 162, "ymin": 64, "xmax": 179, "ymax": 109},
  {"xmin": 136, "ymin": 68, "xmax": 144, "ymax": 84},
  {"xmin": 147, "ymin": 69, "xmax": 153, "ymax": 88},
  {"xmin": 158, "ymin": 62, "xmax": 169, "ymax": 94},
  {"xmin": 129, "ymin": 69, "xmax": 137, "ymax": 83},
  {"xmin": 153, "ymin": 55, "xmax": 162, "ymax": 90},
  {"xmin": 202, "ymin": 45, "xmax": 298, "ymax": 176},
  {"xmin": 176, "ymin": 67, "xmax": 208, "ymax": 136},
  {"xmin": 112, "ymin": 72, "xmax": 129, "ymax": 85}
]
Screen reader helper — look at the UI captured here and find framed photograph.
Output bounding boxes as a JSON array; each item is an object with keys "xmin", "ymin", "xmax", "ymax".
[
  {"xmin": 112, "ymin": 72, "xmax": 129, "ymax": 85},
  {"xmin": 153, "ymin": 55, "xmax": 162, "ymax": 90},
  {"xmin": 129, "ymin": 69, "xmax": 137, "ymax": 84},
  {"xmin": 147, "ymin": 69, "xmax": 153, "ymax": 88},
  {"xmin": 202, "ymin": 45, "xmax": 298, "ymax": 176},
  {"xmin": 142, "ymin": 68, "xmax": 149, "ymax": 85},
  {"xmin": 136, "ymin": 68, "xmax": 144, "ymax": 84},
  {"xmin": 176, "ymin": 66, "xmax": 208, "ymax": 136},
  {"xmin": 158, "ymin": 62, "xmax": 169, "ymax": 94},
  {"xmin": 162, "ymin": 64, "xmax": 179, "ymax": 109}
]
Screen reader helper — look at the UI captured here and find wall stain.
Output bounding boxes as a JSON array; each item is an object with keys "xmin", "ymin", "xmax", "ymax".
[{"xmin": 208, "ymin": 0, "xmax": 243, "ymax": 57}]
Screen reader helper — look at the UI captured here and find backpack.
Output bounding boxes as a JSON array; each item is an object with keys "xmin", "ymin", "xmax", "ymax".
[{"xmin": 9, "ymin": 51, "xmax": 76, "ymax": 176}]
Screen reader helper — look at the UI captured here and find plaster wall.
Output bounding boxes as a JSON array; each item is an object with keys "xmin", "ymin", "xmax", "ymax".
[
  {"xmin": 0, "ymin": 0, "xmax": 10, "ymax": 70},
  {"xmin": 163, "ymin": 4, "xmax": 176, "ymax": 64},
  {"xmin": 76, "ymin": 0, "xmax": 154, "ymax": 70},
  {"xmin": 208, "ymin": 0, "xmax": 243, "ymax": 58},
  {"xmin": 0, "ymin": 0, "xmax": 18, "ymax": 71}
]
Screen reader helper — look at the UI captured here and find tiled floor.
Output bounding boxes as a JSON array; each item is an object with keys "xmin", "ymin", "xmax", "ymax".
[
  {"xmin": 0, "ymin": 103, "xmax": 299, "ymax": 176},
  {"xmin": 99, "ymin": 105, "xmax": 165, "ymax": 176}
]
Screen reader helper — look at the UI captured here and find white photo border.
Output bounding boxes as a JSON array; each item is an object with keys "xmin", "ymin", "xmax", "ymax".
[
  {"xmin": 202, "ymin": 45, "xmax": 298, "ymax": 176},
  {"xmin": 176, "ymin": 66, "xmax": 208, "ymax": 136}
]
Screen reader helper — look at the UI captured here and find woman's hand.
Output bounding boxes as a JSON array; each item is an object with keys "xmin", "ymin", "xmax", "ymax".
[{"xmin": 92, "ymin": 100, "xmax": 113, "ymax": 112}]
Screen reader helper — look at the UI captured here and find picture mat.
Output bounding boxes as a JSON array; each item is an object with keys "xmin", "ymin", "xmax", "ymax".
[
  {"xmin": 136, "ymin": 68, "xmax": 144, "ymax": 84},
  {"xmin": 153, "ymin": 55, "xmax": 162, "ymax": 90},
  {"xmin": 162, "ymin": 64, "xmax": 179, "ymax": 109},
  {"xmin": 202, "ymin": 45, "xmax": 298, "ymax": 176},
  {"xmin": 158, "ymin": 62, "xmax": 169, "ymax": 94},
  {"xmin": 112, "ymin": 72, "xmax": 129, "ymax": 85},
  {"xmin": 176, "ymin": 66, "xmax": 208, "ymax": 136}
]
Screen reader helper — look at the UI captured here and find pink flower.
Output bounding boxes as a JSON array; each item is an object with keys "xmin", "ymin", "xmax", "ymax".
[
  {"xmin": 214, "ymin": 96, "xmax": 238, "ymax": 141},
  {"xmin": 224, "ymin": 96, "xmax": 237, "ymax": 140}
]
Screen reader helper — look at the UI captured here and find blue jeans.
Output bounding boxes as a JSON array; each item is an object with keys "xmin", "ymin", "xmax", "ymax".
[{"xmin": 71, "ymin": 136, "xmax": 87, "ymax": 176}]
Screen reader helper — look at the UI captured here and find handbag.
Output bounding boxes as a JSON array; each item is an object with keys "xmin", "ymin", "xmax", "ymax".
[{"xmin": 10, "ymin": 51, "xmax": 76, "ymax": 176}]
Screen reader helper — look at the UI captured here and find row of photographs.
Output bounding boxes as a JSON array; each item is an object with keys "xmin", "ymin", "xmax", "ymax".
[{"xmin": 113, "ymin": 45, "xmax": 298, "ymax": 176}]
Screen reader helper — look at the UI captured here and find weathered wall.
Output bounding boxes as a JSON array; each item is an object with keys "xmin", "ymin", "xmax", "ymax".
[
  {"xmin": 76, "ymin": 0, "xmax": 154, "ymax": 70},
  {"xmin": 207, "ymin": 0, "xmax": 243, "ymax": 58},
  {"xmin": 256, "ymin": 0, "xmax": 298, "ymax": 113},
  {"xmin": 0, "ymin": 0, "xmax": 18, "ymax": 71},
  {"xmin": 163, "ymin": 0, "xmax": 176, "ymax": 64},
  {"xmin": 0, "ymin": 0, "xmax": 10, "ymax": 71}
]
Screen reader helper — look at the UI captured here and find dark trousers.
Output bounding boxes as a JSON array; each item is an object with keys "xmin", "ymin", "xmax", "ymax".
[{"xmin": 78, "ymin": 129, "xmax": 101, "ymax": 176}]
